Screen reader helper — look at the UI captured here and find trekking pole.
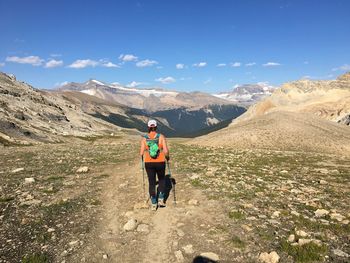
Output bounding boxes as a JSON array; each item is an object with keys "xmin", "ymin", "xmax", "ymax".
[
  {"xmin": 167, "ymin": 160, "xmax": 176, "ymax": 205},
  {"xmin": 141, "ymin": 156, "xmax": 146, "ymax": 198}
]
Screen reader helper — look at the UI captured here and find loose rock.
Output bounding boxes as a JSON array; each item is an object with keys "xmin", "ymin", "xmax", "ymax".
[
  {"xmin": 182, "ymin": 244, "xmax": 194, "ymax": 254},
  {"xmin": 175, "ymin": 250, "xmax": 185, "ymax": 262},
  {"xmin": 271, "ymin": 211, "xmax": 280, "ymax": 218},
  {"xmin": 136, "ymin": 224, "xmax": 149, "ymax": 233},
  {"xmin": 287, "ymin": 234, "xmax": 295, "ymax": 243},
  {"xmin": 296, "ymin": 230, "xmax": 308, "ymax": 237},
  {"xmin": 330, "ymin": 213, "xmax": 345, "ymax": 222},
  {"xmin": 332, "ymin": 249, "xmax": 349, "ymax": 258},
  {"xmin": 12, "ymin": 168, "xmax": 24, "ymax": 173},
  {"xmin": 76, "ymin": 166, "xmax": 89, "ymax": 173},
  {"xmin": 314, "ymin": 209, "xmax": 329, "ymax": 217},
  {"xmin": 319, "ymin": 180, "xmax": 327, "ymax": 185},
  {"xmin": 258, "ymin": 251, "xmax": 280, "ymax": 263},
  {"xmin": 24, "ymin": 177, "xmax": 35, "ymax": 184},
  {"xmin": 123, "ymin": 218, "xmax": 138, "ymax": 231},
  {"xmin": 298, "ymin": 239, "xmax": 312, "ymax": 246}
]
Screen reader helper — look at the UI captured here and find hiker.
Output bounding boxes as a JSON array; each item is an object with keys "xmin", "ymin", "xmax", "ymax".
[{"xmin": 140, "ymin": 119, "xmax": 170, "ymax": 210}]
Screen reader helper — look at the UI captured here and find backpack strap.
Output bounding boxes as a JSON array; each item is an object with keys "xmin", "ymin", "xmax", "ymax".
[
  {"xmin": 144, "ymin": 133, "xmax": 160, "ymax": 150},
  {"xmin": 144, "ymin": 133, "xmax": 160, "ymax": 141}
]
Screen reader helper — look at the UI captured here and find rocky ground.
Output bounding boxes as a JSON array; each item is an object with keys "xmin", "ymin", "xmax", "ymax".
[
  {"xmin": 0, "ymin": 136, "xmax": 349, "ymax": 262},
  {"xmin": 172, "ymin": 144, "xmax": 350, "ymax": 262}
]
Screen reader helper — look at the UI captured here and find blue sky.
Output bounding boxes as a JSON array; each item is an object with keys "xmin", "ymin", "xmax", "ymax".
[{"xmin": 1, "ymin": 0, "xmax": 350, "ymax": 93}]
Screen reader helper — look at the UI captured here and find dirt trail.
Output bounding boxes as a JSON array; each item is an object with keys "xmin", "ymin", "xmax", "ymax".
[{"xmin": 75, "ymin": 156, "xmax": 235, "ymax": 263}]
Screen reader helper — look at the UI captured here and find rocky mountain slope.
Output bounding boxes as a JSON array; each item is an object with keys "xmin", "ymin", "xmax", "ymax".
[
  {"xmin": 193, "ymin": 73, "xmax": 350, "ymax": 155},
  {"xmin": 193, "ymin": 111, "xmax": 350, "ymax": 155},
  {"xmin": 238, "ymin": 72, "xmax": 350, "ymax": 124},
  {"xmin": 58, "ymin": 79, "xmax": 232, "ymax": 112},
  {"xmin": 213, "ymin": 82, "xmax": 276, "ymax": 106},
  {"xmin": 0, "ymin": 73, "xmax": 123, "ymax": 145},
  {"xmin": 0, "ymin": 73, "xmax": 246, "ymax": 144}
]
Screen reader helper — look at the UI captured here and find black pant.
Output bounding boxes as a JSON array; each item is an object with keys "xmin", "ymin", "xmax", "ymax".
[{"xmin": 145, "ymin": 162, "xmax": 166, "ymax": 197}]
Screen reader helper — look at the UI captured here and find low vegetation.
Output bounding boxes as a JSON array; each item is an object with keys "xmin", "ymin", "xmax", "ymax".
[
  {"xmin": 171, "ymin": 142, "xmax": 350, "ymax": 262},
  {"xmin": 0, "ymin": 137, "xmax": 136, "ymax": 262}
]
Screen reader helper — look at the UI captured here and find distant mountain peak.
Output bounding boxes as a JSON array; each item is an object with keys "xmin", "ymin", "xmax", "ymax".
[
  {"xmin": 213, "ymin": 83, "xmax": 276, "ymax": 106},
  {"xmin": 85, "ymin": 79, "xmax": 106, "ymax": 86}
]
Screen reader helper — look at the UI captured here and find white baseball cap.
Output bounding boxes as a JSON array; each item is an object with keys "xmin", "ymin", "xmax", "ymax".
[{"xmin": 147, "ymin": 119, "xmax": 157, "ymax": 127}]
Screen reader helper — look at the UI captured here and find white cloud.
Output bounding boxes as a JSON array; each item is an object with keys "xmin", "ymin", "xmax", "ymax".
[
  {"xmin": 50, "ymin": 54, "xmax": 62, "ymax": 57},
  {"xmin": 119, "ymin": 54, "xmax": 138, "ymax": 62},
  {"xmin": 45, "ymin": 59, "xmax": 63, "ymax": 68},
  {"xmin": 245, "ymin": 62, "xmax": 256, "ymax": 67},
  {"xmin": 55, "ymin": 81, "xmax": 69, "ymax": 87},
  {"xmin": 176, "ymin": 63, "xmax": 185, "ymax": 69},
  {"xmin": 6, "ymin": 55, "xmax": 44, "ymax": 66},
  {"xmin": 231, "ymin": 62, "xmax": 241, "ymax": 67},
  {"xmin": 301, "ymin": 75, "xmax": 311, "ymax": 79},
  {"xmin": 263, "ymin": 62, "xmax": 281, "ymax": 67},
  {"xmin": 126, "ymin": 81, "xmax": 144, "ymax": 88},
  {"xmin": 332, "ymin": 64, "xmax": 350, "ymax": 71},
  {"xmin": 155, "ymin": 76, "xmax": 176, "ymax": 84},
  {"xmin": 0, "ymin": 62, "xmax": 5, "ymax": 67},
  {"xmin": 216, "ymin": 63, "xmax": 226, "ymax": 67},
  {"xmin": 204, "ymin": 78, "xmax": 212, "ymax": 85},
  {"xmin": 193, "ymin": 62, "xmax": 207, "ymax": 67},
  {"xmin": 68, "ymin": 59, "xmax": 99, "ymax": 69},
  {"xmin": 101, "ymin": 61, "xmax": 119, "ymax": 68},
  {"xmin": 136, "ymin": 59, "xmax": 158, "ymax": 67}
]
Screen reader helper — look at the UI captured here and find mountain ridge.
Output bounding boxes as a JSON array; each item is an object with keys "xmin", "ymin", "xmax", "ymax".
[
  {"xmin": 57, "ymin": 79, "xmax": 233, "ymax": 112},
  {"xmin": 0, "ymin": 72, "xmax": 246, "ymax": 144},
  {"xmin": 192, "ymin": 72, "xmax": 350, "ymax": 155}
]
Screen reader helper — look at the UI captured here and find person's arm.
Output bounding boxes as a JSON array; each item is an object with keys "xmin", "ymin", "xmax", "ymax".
[
  {"xmin": 161, "ymin": 135, "xmax": 169, "ymax": 160},
  {"xmin": 140, "ymin": 137, "xmax": 146, "ymax": 158}
]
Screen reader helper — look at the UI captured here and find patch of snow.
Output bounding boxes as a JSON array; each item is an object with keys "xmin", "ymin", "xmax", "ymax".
[
  {"xmin": 80, "ymin": 89, "xmax": 97, "ymax": 96},
  {"xmin": 91, "ymin": 80, "xmax": 105, "ymax": 85},
  {"xmin": 109, "ymin": 84, "xmax": 178, "ymax": 97},
  {"xmin": 206, "ymin": 117, "xmax": 219, "ymax": 125}
]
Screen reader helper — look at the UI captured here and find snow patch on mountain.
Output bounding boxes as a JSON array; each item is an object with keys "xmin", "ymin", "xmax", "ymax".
[
  {"xmin": 81, "ymin": 89, "xmax": 97, "ymax": 96},
  {"xmin": 109, "ymin": 84, "xmax": 179, "ymax": 97}
]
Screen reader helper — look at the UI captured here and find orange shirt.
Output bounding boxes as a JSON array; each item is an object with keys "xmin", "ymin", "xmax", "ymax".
[{"xmin": 143, "ymin": 132, "xmax": 166, "ymax": 163}]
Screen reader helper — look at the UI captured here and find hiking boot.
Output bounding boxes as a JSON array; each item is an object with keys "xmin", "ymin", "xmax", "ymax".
[
  {"xmin": 151, "ymin": 203, "xmax": 157, "ymax": 211},
  {"xmin": 158, "ymin": 192, "xmax": 165, "ymax": 207},
  {"xmin": 158, "ymin": 198, "xmax": 165, "ymax": 207},
  {"xmin": 150, "ymin": 196, "xmax": 157, "ymax": 211}
]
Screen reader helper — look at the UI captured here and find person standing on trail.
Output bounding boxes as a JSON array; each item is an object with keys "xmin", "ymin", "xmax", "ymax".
[{"xmin": 140, "ymin": 119, "xmax": 170, "ymax": 210}]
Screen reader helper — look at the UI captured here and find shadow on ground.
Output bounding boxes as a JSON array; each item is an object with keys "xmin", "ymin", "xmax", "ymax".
[{"xmin": 192, "ymin": 256, "xmax": 217, "ymax": 263}]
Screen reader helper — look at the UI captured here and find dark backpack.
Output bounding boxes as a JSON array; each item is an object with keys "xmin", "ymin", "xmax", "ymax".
[{"xmin": 145, "ymin": 133, "xmax": 160, "ymax": 159}]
